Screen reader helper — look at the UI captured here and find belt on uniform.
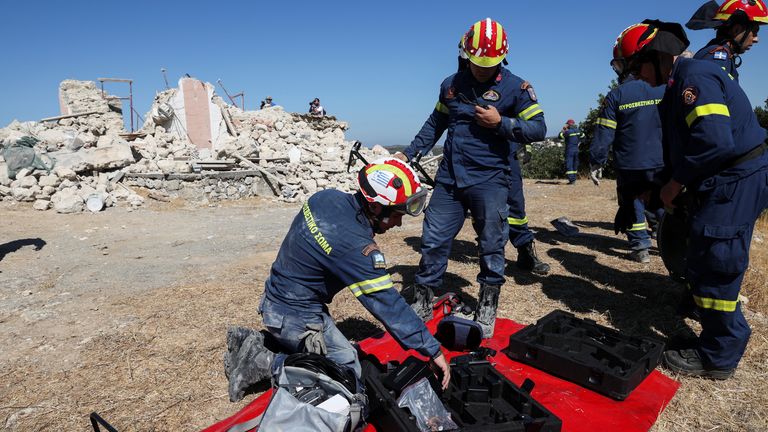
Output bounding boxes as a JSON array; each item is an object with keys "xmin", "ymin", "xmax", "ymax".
[{"xmin": 722, "ymin": 141, "xmax": 767, "ymax": 170}]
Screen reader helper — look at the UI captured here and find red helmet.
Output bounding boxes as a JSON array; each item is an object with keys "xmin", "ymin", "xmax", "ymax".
[
  {"xmin": 615, "ymin": 20, "xmax": 689, "ymax": 61},
  {"xmin": 461, "ymin": 18, "xmax": 509, "ymax": 68},
  {"xmin": 357, "ymin": 157, "xmax": 428, "ymax": 216},
  {"xmin": 566, "ymin": 119, "xmax": 576, "ymax": 125},
  {"xmin": 715, "ymin": 0, "xmax": 768, "ymax": 24}
]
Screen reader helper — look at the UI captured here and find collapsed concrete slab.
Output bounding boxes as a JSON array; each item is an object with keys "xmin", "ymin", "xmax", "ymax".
[{"xmin": 49, "ymin": 144, "xmax": 136, "ymax": 173}]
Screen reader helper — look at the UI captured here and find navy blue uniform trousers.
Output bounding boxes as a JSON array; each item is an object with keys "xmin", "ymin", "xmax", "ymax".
[
  {"xmin": 688, "ymin": 167, "xmax": 768, "ymax": 369},
  {"xmin": 415, "ymin": 174, "xmax": 508, "ymax": 288},
  {"xmin": 508, "ymin": 158, "xmax": 534, "ymax": 247}
]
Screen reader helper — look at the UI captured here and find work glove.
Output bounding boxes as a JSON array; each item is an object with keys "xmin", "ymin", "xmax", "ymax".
[
  {"xmin": 590, "ymin": 164, "xmax": 602, "ymax": 186},
  {"xmin": 516, "ymin": 146, "xmax": 532, "ymax": 165},
  {"xmin": 298, "ymin": 323, "xmax": 328, "ymax": 355}
]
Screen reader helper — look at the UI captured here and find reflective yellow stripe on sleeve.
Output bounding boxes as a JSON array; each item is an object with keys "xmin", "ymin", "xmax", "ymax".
[
  {"xmin": 518, "ymin": 104, "xmax": 543, "ymax": 120},
  {"xmin": 347, "ymin": 275, "xmax": 394, "ymax": 297},
  {"xmin": 508, "ymin": 216, "xmax": 529, "ymax": 226},
  {"xmin": 685, "ymin": 103, "xmax": 730, "ymax": 127},
  {"xmin": 435, "ymin": 102, "xmax": 449, "ymax": 114},
  {"xmin": 596, "ymin": 118, "xmax": 617, "ymax": 129},
  {"xmin": 693, "ymin": 295, "xmax": 738, "ymax": 312}
]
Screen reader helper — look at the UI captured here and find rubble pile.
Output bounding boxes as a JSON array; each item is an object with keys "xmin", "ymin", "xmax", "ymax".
[{"xmin": 0, "ymin": 78, "xmax": 386, "ymax": 213}]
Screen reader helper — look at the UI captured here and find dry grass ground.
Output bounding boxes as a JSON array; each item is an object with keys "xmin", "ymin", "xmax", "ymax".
[{"xmin": 1, "ymin": 180, "xmax": 766, "ymax": 431}]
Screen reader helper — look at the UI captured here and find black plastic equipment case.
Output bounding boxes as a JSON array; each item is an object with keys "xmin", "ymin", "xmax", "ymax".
[
  {"xmin": 502, "ymin": 309, "xmax": 664, "ymax": 400},
  {"xmin": 362, "ymin": 357, "xmax": 562, "ymax": 431}
]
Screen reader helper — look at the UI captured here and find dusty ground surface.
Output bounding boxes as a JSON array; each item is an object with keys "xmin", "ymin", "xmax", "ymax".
[{"xmin": 1, "ymin": 180, "xmax": 766, "ymax": 431}]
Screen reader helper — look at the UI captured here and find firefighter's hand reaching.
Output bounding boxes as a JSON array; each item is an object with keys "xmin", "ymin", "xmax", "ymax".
[
  {"xmin": 431, "ymin": 351, "xmax": 451, "ymax": 390},
  {"xmin": 474, "ymin": 105, "xmax": 501, "ymax": 128}
]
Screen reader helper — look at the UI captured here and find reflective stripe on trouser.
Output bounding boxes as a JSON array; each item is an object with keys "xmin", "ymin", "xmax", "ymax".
[
  {"xmin": 508, "ymin": 159, "xmax": 534, "ymax": 247},
  {"xmin": 565, "ymin": 149, "xmax": 579, "ymax": 182},
  {"xmin": 685, "ymin": 168, "xmax": 768, "ymax": 369},
  {"xmin": 616, "ymin": 169, "xmax": 665, "ymax": 250},
  {"xmin": 415, "ymin": 177, "xmax": 509, "ymax": 288},
  {"xmin": 260, "ymin": 299, "xmax": 362, "ymax": 378},
  {"xmin": 626, "ymin": 197, "xmax": 651, "ymax": 250}
]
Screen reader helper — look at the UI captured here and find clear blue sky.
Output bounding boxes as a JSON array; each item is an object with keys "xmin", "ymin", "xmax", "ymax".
[{"xmin": 1, "ymin": 1, "xmax": 766, "ymax": 147}]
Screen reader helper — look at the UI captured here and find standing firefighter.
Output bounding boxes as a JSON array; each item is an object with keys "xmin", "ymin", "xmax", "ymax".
[
  {"xmin": 225, "ymin": 158, "xmax": 450, "ymax": 402},
  {"xmin": 590, "ymin": 31, "xmax": 666, "ymax": 263},
  {"xmin": 617, "ymin": 19, "xmax": 768, "ymax": 378},
  {"xmin": 559, "ymin": 120, "xmax": 584, "ymax": 184},
  {"xmin": 396, "ymin": 18, "xmax": 546, "ymax": 337},
  {"xmin": 458, "ymin": 24, "xmax": 550, "ymax": 275},
  {"xmin": 686, "ymin": 0, "xmax": 767, "ymax": 82}
]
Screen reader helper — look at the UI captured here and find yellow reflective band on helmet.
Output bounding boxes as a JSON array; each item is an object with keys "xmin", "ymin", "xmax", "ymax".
[
  {"xmin": 693, "ymin": 295, "xmax": 738, "ymax": 312},
  {"xmin": 597, "ymin": 118, "xmax": 617, "ymax": 129},
  {"xmin": 347, "ymin": 275, "xmax": 394, "ymax": 297},
  {"xmin": 508, "ymin": 216, "xmax": 529, "ymax": 226},
  {"xmin": 366, "ymin": 164, "xmax": 413, "ymax": 197},
  {"xmin": 518, "ymin": 104, "xmax": 543, "ymax": 120},
  {"xmin": 472, "ymin": 21, "xmax": 482, "ymax": 49},
  {"xmin": 565, "ymin": 171, "xmax": 577, "ymax": 174},
  {"xmin": 685, "ymin": 103, "xmax": 730, "ymax": 127},
  {"xmin": 435, "ymin": 101, "xmax": 449, "ymax": 114},
  {"xmin": 468, "ymin": 53, "xmax": 505, "ymax": 67},
  {"xmin": 495, "ymin": 24, "xmax": 503, "ymax": 50},
  {"xmin": 628, "ymin": 222, "xmax": 647, "ymax": 231},
  {"xmin": 757, "ymin": 16, "xmax": 768, "ymax": 23}
]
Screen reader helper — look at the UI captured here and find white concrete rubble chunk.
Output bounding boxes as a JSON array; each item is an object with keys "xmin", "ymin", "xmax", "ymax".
[
  {"xmin": 52, "ymin": 192, "xmax": 84, "ymax": 213},
  {"xmin": 33, "ymin": 199, "xmax": 51, "ymax": 211},
  {"xmin": 12, "ymin": 187, "xmax": 35, "ymax": 201},
  {"xmin": 38, "ymin": 174, "xmax": 60, "ymax": 188},
  {"xmin": 53, "ymin": 166, "xmax": 77, "ymax": 180}
]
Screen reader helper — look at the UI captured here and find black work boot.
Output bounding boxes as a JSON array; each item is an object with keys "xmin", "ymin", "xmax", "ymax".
[
  {"xmin": 662, "ymin": 348, "xmax": 734, "ymax": 380},
  {"xmin": 474, "ymin": 284, "xmax": 501, "ymax": 338},
  {"xmin": 224, "ymin": 328, "xmax": 275, "ymax": 401},
  {"xmin": 516, "ymin": 241, "xmax": 550, "ymax": 275},
  {"xmin": 410, "ymin": 284, "xmax": 434, "ymax": 322}
]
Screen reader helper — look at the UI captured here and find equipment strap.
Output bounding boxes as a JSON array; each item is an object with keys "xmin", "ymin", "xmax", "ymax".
[{"xmin": 722, "ymin": 141, "xmax": 767, "ymax": 171}]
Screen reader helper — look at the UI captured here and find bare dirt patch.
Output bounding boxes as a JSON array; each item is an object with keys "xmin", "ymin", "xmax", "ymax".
[{"xmin": 1, "ymin": 180, "xmax": 766, "ymax": 431}]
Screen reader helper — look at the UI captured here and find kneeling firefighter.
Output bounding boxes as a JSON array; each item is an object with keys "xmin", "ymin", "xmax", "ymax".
[{"xmin": 225, "ymin": 158, "xmax": 450, "ymax": 402}]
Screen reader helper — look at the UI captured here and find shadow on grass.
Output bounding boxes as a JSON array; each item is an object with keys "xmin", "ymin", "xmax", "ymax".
[
  {"xmin": 541, "ymin": 247, "xmax": 697, "ymax": 345},
  {"xmin": 536, "ymin": 227, "xmax": 635, "ymax": 260}
]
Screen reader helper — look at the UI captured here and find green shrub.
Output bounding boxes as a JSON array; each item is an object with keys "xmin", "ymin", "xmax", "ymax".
[{"xmin": 522, "ymin": 144, "xmax": 566, "ymax": 179}]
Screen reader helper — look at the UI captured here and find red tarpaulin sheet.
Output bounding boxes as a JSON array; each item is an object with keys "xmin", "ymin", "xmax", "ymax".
[{"xmin": 203, "ymin": 313, "xmax": 679, "ymax": 432}]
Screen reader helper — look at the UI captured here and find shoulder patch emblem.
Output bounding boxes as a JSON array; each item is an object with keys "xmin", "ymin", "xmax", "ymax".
[
  {"xmin": 521, "ymin": 81, "xmax": 537, "ymax": 101},
  {"xmin": 682, "ymin": 86, "xmax": 698, "ymax": 105},
  {"xmin": 371, "ymin": 251, "xmax": 387, "ymax": 269},
  {"xmin": 361, "ymin": 243, "xmax": 380, "ymax": 257},
  {"xmin": 445, "ymin": 87, "xmax": 456, "ymax": 99},
  {"xmin": 482, "ymin": 90, "xmax": 500, "ymax": 102}
]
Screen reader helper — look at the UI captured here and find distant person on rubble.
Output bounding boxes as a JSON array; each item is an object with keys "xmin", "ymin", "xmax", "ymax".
[
  {"xmin": 224, "ymin": 158, "xmax": 450, "ymax": 402},
  {"xmin": 308, "ymin": 98, "xmax": 326, "ymax": 116},
  {"xmin": 395, "ymin": 18, "xmax": 547, "ymax": 338},
  {"xmin": 260, "ymin": 96, "xmax": 274, "ymax": 109}
]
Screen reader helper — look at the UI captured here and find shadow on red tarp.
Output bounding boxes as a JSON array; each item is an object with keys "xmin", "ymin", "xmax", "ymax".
[{"xmin": 203, "ymin": 315, "xmax": 679, "ymax": 432}]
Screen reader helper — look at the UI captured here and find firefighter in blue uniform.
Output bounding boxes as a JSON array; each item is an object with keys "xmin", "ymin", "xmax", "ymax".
[
  {"xmin": 395, "ymin": 18, "xmax": 547, "ymax": 337},
  {"xmin": 618, "ymin": 19, "xmax": 768, "ymax": 378},
  {"xmin": 456, "ymin": 33, "xmax": 550, "ymax": 276},
  {"xmin": 590, "ymin": 39, "xmax": 666, "ymax": 263},
  {"xmin": 686, "ymin": 0, "xmax": 767, "ymax": 83},
  {"xmin": 559, "ymin": 120, "xmax": 584, "ymax": 184},
  {"xmin": 225, "ymin": 158, "xmax": 450, "ymax": 401}
]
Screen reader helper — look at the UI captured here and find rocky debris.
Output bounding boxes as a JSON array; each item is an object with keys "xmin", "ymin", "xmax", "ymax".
[{"xmin": 0, "ymin": 77, "xmax": 386, "ymax": 212}]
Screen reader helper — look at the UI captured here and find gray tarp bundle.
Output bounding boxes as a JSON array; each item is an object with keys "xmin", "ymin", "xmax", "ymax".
[{"xmin": 2, "ymin": 136, "xmax": 54, "ymax": 179}]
